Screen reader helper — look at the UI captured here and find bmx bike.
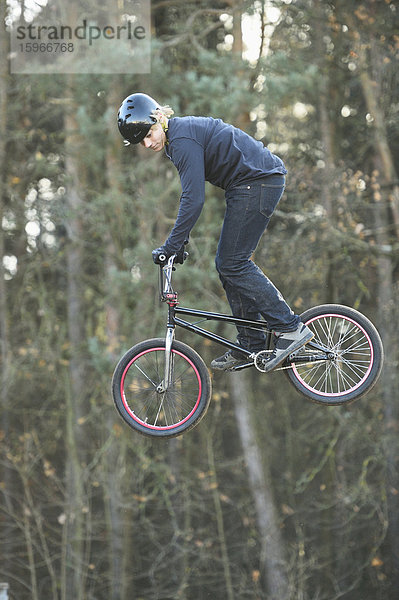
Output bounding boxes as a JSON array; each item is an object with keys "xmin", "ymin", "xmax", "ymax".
[{"xmin": 112, "ymin": 255, "xmax": 383, "ymax": 438}]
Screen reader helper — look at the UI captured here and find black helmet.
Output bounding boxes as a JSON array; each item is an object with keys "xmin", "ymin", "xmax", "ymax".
[{"xmin": 117, "ymin": 93, "xmax": 160, "ymax": 144}]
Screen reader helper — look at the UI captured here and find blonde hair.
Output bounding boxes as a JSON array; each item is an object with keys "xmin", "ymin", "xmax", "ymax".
[{"xmin": 152, "ymin": 105, "xmax": 174, "ymax": 123}]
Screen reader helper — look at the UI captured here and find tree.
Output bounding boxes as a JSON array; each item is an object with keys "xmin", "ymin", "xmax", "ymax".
[
  {"xmin": 230, "ymin": 371, "xmax": 290, "ymax": 598},
  {"xmin": 62, "ymin": 77, "xmax": 90, "ymax": 600},
  {"xmin": 0, "ymin": 0, "xmax": 13, "ymax": 583}
]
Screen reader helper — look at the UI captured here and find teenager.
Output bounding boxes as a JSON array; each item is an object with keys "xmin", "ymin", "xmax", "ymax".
[{"xmin": 117, "ymin": 93, "xmax": 313, "ymax": 371}]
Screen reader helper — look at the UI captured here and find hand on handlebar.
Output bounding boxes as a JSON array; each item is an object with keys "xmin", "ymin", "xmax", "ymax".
[
  {"xmin": 175, "ymin": 241, "xmax": 189, "ymax": 264},
  {"xmin": 152, "ymin": 241, "xmax": 188, "ymax": 266},
  {"xmin": 152, "ymin": 246, "xmax": 168, "ymax": 265}
]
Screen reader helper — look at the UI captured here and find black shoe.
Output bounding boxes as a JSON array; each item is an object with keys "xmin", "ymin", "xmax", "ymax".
[
  {"xmin": 210, "ymin": 350, "xmax": 253, "ymax": 371},
  {"xmin": 263, "ymin": 323, "xmax": 314, "ymax": 373}
]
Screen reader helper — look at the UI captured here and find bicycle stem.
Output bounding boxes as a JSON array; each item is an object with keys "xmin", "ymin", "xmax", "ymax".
[{"xmin": 163, "ymin": 255, "xmax": 176, "ymax": 293}]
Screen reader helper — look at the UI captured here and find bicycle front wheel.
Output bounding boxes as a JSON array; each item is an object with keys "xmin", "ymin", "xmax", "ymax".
[
  {"xmin": 112, "ymin": 338, "xmax": 212, "ymax": 438},
  {"xmin": 285, "ymin": 304, "xmax": 383, "ymax": 405}
]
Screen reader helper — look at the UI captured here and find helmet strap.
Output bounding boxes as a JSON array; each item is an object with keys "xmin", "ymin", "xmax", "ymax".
[{"xmin": 161, "ymin": 119, "xmax": 169, "ymax": 143}]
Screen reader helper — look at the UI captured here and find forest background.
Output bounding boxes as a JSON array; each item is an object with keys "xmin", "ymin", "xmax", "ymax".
[{"xmin": 0, "ymin": 0, "xmax": 398, "ymax": 599}]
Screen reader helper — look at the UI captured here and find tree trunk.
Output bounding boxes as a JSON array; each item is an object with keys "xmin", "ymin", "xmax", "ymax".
[
  {"xmin": 313, "ymin": 0, "xmax": 338, "ymax": 302},
  {"xmin": 206, "ymin": 404, "xmax": 235, "ymax": 600},
  {"xmin": 358, "ymin": 43, "xmax": 399, "ymax": 240},
  {"xmin": 373, "ymin": 179, "xmax": 399, "ymax": 589},
  {"xmin": 103, "ymin": 79, "xmax": 131, "ymax": 600},
  {"xmin": 62, "ymin": 78, "xmax": 88, "ymax": 600},
  {"xmin": 357, "ymin": 38, "xmax": 399, "ymax": 591},
  {"xmin": 229, "ymin": 372, "xmax": 289, "ymax": 599},
  {"xmin": 231, "ymin": 0, "xmax": 250, "ymax": 131},
  {"xmin": 232, "ymin": 0, "xmax": 243, "ymax": 56},
  {"xmin": 0, "ymin": 0, "xmax": 14, "ymax": 581}
]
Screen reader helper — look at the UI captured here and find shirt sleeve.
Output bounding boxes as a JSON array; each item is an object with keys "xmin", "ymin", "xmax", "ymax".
[{"xmin": 163, "ymin": 137, "xmax": 205, "ymax": 253}]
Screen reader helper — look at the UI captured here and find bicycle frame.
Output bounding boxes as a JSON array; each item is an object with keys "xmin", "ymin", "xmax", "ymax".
[{"xmin": 159, "ymin": 256, "xmax": 330, "ymax": 388}]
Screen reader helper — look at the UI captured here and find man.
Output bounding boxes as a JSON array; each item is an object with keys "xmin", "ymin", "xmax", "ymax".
[{"xmin": 117, "ymin": 92, "xmax": 313, "ymax": 372}]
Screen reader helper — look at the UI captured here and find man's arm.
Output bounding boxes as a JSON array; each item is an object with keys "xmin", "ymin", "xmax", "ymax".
[{"xmin": 163, "ymin": 137, "xmax": 205, "ymax": 254}]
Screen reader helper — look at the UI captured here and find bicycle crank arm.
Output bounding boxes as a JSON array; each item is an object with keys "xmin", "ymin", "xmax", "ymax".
[
  {"xmin": 229, "ymin": 361, "xmax": 256, "ymax": 372},
  {"xmin": 288, "ymin": 351, "xmax": 330, "ymax": 363}
]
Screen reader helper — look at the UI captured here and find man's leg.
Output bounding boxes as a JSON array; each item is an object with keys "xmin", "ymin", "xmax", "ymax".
[
  {"xmin": 211, "ymin": 176, "xmax": 313, "ymax": 371},
  {"xmin": 215, "ymin": 176, "xmax": 299, "ymax": 336}
]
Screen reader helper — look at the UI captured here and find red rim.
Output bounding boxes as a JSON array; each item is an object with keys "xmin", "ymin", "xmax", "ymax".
[{"xmin": 120, "ymin": 347, "xmax": 202, "ymax": 430}]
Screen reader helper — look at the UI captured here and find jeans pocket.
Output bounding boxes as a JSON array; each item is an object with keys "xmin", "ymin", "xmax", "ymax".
[{"xmin": 259, "ymin": 183, "xmax": 284, "ymax": 218}]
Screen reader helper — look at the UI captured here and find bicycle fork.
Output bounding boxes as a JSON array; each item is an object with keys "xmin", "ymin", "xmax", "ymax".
[{"xmin": 157, "ymin": 305, "xmax": 176, "ymax": 393}]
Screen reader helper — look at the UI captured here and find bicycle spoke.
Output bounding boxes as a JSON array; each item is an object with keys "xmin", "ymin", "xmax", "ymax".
[
  {"xmin": 293, "ymin": 313, "xmax": 374, "ymax": 397},
  {"xmin": 132, "ymin": 361, "xmax": 159, "ymax": 389},
  {"xmin": 121, "ymin": 347, "xmax": 202, "ymax": 429}
]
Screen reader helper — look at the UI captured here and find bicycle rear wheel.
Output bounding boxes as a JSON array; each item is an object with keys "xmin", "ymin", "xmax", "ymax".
[
  {"xmin": 285, "ymin": 304, "xmax": 383, "ymax": 405},
  {"xmin": 112, "ymin": 338, "xmax": 212, "ymax": 437}
]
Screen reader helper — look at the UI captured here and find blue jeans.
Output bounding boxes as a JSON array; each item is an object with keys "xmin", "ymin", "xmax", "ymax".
[{"xmin": 215, "ymin": 174, "xmax": 300, "ymax": 352}]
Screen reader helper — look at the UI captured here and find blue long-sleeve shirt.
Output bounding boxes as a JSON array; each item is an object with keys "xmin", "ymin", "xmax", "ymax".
[{"xmin": 163, "ymin": 116, "xmax": 287, "ymax": 253}]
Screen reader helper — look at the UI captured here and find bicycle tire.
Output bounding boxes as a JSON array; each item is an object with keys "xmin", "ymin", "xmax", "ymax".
[
  {"xmin": 285, "ymin": 304, "xmax": 383, "ymax": 405},
  {"xmin": 112, "ymin": 338, "xmax": 212, "ymax": 438}
]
